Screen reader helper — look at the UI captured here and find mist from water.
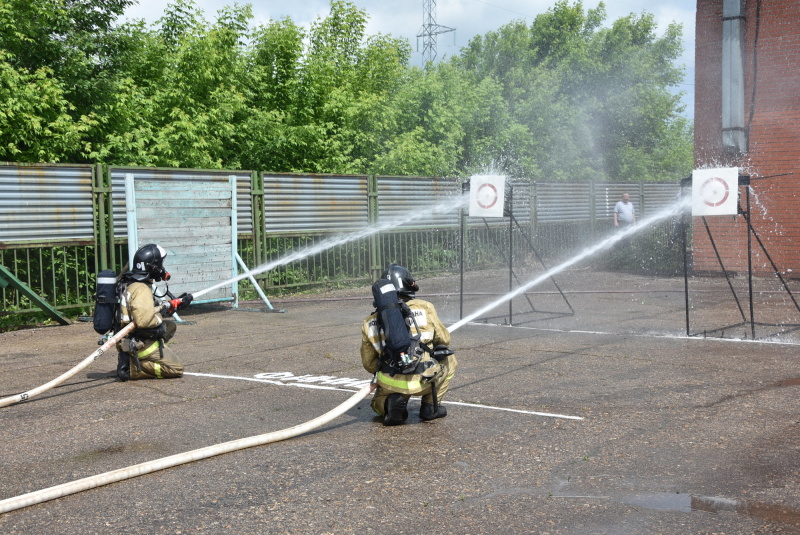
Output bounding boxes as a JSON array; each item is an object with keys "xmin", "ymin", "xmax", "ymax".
[{"xmin": 447, "ymin": 195, "xmax": 692, "ymax": 333}]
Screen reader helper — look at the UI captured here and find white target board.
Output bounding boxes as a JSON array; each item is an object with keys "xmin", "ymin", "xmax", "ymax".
[
  {"xmin": 469, "ymin": 174, "xmax": 506, "ymax": 218},
  {"xmin": 692, "ymin": 167, "xmax": 739, "ymax": 216}
]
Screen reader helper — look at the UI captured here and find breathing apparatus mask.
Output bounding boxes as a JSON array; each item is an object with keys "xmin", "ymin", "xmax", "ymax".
[{"xmin": 130, "ymin": 244, "xmax": 171, "ymax": 282}]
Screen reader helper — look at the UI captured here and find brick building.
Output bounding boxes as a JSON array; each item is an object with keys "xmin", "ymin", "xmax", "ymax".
[{"xmin": 694, "ymin": 0, "xmax": 800, "ymax": 275}]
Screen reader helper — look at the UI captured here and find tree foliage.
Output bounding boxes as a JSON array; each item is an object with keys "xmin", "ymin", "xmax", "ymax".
[{"xmin": 0, "ymin": 0, "xmax": 692, "ymax": 182}]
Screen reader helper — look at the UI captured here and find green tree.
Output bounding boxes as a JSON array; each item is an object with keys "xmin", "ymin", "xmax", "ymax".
[
  {"xmin": 0, "ymin": 0, "xmax": 135, "ymax": 161},
  {"xmin": 0, "ymin": 51, "xmax": 93, "ymax": 162},
  {"xmin": 0, "ymin": 0, "xmax": 692, "ymax": 182},
  {"xmin": 91, "ymin": 1, "xmax": 254, "ymax": 169},
  {"xmin": 243, "ymin": 1, "xmax": 412, "ymax": 174}
]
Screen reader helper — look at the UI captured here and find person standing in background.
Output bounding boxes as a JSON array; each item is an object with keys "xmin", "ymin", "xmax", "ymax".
[{"xmin": 614, "ymin": 192, "xmax": 636, "ymax": 228}]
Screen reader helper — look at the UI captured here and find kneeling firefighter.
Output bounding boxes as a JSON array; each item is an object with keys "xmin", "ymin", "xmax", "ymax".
[
  {"xmin": 115, "ymin": 244, "xmax": 193, "ymax": 381},
  {"xmin": 360, "ymin": 264, "xmax": 457, "ymax": 425}
]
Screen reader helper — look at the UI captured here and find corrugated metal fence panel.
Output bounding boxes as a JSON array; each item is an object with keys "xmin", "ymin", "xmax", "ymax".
[
  {"xmin": 237, "ymin": 174, "xmax": 253, "ymax": 234},
  {"xmin": 509, "ymin": 180, "xmax": 531, "ymax": 224},
  {"xmin": 595, "ymin": 183, "xmax": 640, "ymax": 221},
  {"xmin": 377, "ymin": 176, "xmax": 461, "ymax": 228},
  {"xmin": 0, "ymin": 164, "xmax": 95, "ymax": 242},
  {"xmin": 110, "ymin": 168, "xmax": 252, "ymax": 237},
  {"xmin": 594, "ymin": 183, "xmax": 642, "ymax": 221},
  {"xmin": 534, "ymin": 182, "xmax": 681, "ymax": 223},
  {"xmin": 535, "ymin": 183, "xmax": 593, "ymax": 222},
  {"xmin": 263, "ymin": 173, "xmax": 369, "ymax": 234},
  {"xmin": 641, "ymin": 183, "xmax": 682, "ymax": 216}
]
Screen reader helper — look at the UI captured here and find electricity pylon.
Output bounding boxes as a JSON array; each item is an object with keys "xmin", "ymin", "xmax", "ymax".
[{"xmin": 417, "ymin": 0, "xmax": 455, "ymax": 65}]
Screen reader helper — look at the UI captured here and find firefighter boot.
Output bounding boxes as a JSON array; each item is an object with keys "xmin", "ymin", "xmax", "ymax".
[
  {"xmin": 420, "ymin": 402, "xmax": 447, "ymax": 421},
  {"xmin": 383, "ymin": 394, "xmax": 408, "ymax": 426},
  {"xmin": 116, "ymin": 351, "xmax": 130, "ymax": 382}
]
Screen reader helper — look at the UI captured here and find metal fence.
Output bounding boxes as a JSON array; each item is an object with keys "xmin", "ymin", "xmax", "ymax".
[{"xmin": 0, "ymin": 163, "xmax": 682, "ymax": 318}]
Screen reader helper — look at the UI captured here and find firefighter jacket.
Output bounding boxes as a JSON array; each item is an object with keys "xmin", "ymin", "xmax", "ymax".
[
  {"xmin": 360, "ymin": 298, "xmax": 456, "ymax": 414},
  {"xmin": 119, "ymin": 281, "xmax": 164, "ymax": 331},
  {"xmin": 361, "ymin": 297, "xmax": 450, "ymax": 374},
  {"xmin": 115, "ymin": 280, "xmax": 182, "ymax": 379}
]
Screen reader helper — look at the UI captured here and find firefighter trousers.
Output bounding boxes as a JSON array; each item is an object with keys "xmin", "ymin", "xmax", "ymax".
[
  {"xmin": 371, "ymin": 354, "xmax": 457, "ymax": 416},
  {"xmin": 124, "ymin": 322, "xmax": 183, "ymax": 380}
]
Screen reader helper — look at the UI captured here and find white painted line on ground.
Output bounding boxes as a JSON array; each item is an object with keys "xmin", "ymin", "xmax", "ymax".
[
  {"xmin": 184, "ymin": 372, "xmax": 358, "ymax": 393},
  {"xmin": 456, "ymin": 321, "xmax": 800, "ymax": 346},
  {"xmin": 184, "ymin": 371, "xmax": 585, "ymax": 421},
  {"xmin": 442, "ymin": 400, "xmax": 583, "ymax": 420}
]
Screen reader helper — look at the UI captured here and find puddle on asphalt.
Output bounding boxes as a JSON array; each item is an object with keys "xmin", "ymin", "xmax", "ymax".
[
  {"xmin": 613, "ymin": 493, "xmax": 800, "ymax": 527},
  {"xmin": 618, "ymin": 493, "xmax": 693, "ymax": 512},
  {"xmin": 774, "ymin": 377, "xmax": 800, "ymax": 387}
]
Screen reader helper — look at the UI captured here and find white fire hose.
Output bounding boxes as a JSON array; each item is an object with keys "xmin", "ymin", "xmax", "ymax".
[
  {"xmin": 0, "ymin": 383, "xmax": 374, "ymax": 514},
  {"xmin": 0, "ymin": 323, "xmax": 136, "ymax": 409}
]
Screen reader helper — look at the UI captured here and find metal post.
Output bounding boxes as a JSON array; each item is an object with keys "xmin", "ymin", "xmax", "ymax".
[
  {"xmin": 105, "ymin": 166, "xmax": 116, "ymax": 271},
  {"xmin": 92, "ymin": 164, "xmax": 107, "ymax": 272},
  {"xmin": 367, "ymin": 175, "xmax": 381, "ymax": 281},
  {"xmin": 589, "ymin": 179, "xmax": 596, "ymax": 240},
  {"xmin": 682, "ymin": 209, "xmax": 690, "ymax": 336},
  {"xmin": 746, "ymin": 182, "xmax": 755, "ymax": 339},
  {"xmin": 250, "ymin": 171, "xmax": 266, "ymax": 270},
  {"xmin": 680, "ymin": 176, "xmax": 691, "ymax": 337},
  {"xmin": 507, "ymin": 185, "xmax": 513, "ymax": 325},
  {"xmin": 230, "ymin": 175, "xmax": 239, "ymax": 309},
  {"xmin": 124, "ymin": 174, "xmax": 138, "ymax": 269},
  {"xmin": 530, "ymin": 181, "xmax": 537, "ymax": 241},
  {"xmin": 460, "ymin": 180, "xmax": 469, "ymax": 320}
]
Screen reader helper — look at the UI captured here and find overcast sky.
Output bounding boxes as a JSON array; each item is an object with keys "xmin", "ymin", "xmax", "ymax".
[{"xmin": 120, "ymin": 0, "xmax": 696, "ymax": 117}]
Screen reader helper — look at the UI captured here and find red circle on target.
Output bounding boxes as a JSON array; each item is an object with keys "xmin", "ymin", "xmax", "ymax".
[
  {"xmin": 700, "ymin": 176, "xmax": 730, "ymax": 207},
  {"xmin": 476, "ymin": 183, "xmax": 498, "ymax": 209}
]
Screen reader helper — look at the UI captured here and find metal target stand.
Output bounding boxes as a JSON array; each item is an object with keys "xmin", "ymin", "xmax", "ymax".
[
  {"xmin": 681, "ymin": 173, "xmax": 800, "ymax": 339},
  {"xmin": 459, "ymin": 179, "xmax": 574, "ymax": 326}
]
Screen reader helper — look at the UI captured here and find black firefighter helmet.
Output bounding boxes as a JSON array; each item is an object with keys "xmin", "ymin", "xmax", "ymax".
[
  {"xmin": 381, "ymin": 264, "xmax": 419, "ymax": 299},
  {"xmin": 129, "ymin": 243, "xmax": 170, "ymax": 282}
]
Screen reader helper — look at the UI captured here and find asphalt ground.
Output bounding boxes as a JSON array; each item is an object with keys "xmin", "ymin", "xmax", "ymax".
[{"xmin": 1, "ymin": 269, "xmax": 799, "ymax": 534}]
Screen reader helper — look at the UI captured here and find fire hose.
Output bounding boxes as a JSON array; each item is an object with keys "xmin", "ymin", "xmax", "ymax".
[
  {"xmin": 0, "ymin": 323, "xmax": 136, "ymax": 409},
  {"xmin": 0, "ymin": 382, "xmax": 374, "ymax": 514}
]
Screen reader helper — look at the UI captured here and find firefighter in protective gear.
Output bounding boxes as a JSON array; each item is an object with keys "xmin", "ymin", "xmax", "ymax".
[
  {"xmin": 360, "ymin": 264, "xmax": 457, "ymax": 425},
  {"xmin": 115, "ymin": 244, "xmax": 192, "ymax": 381}
]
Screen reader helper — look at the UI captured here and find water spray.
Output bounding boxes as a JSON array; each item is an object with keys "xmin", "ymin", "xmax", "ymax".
[
  {"xmin": 0, "ymin": 323, "xmax": 135, "ymax": 409},
  {"xmin": 193, "ymin": 193, "xmax": 469, "ymax": 299},
  {"xmin": 447, "ymin": 196, "xmax": 691, "ymax": 333}
]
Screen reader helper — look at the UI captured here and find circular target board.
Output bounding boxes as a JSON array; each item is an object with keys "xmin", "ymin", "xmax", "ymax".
[
  {"xmin": 476, "ymin": 183, "xmax": 499, "ymax": 209},
  {"xmin": 699, "ymin": 176, "xmax": 730, "ymax": 207},
  {"xmin": 469, "ymin": 174, "xmax": 506, "ymax": 218}
]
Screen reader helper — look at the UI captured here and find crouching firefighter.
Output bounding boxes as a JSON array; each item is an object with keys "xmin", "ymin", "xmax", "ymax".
[
  {"xmin": 360, "ymin": 264, "xmax": 457, "ymax": 426},
  {"xmin": 114, "ymin": 244, "xmax": 192, "ymax": 381}
]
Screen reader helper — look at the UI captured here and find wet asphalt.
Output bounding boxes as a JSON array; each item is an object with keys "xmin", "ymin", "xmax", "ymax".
[{"xmin": 1, "ymin": 269, "xmax": 799, "ymax": 534}]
